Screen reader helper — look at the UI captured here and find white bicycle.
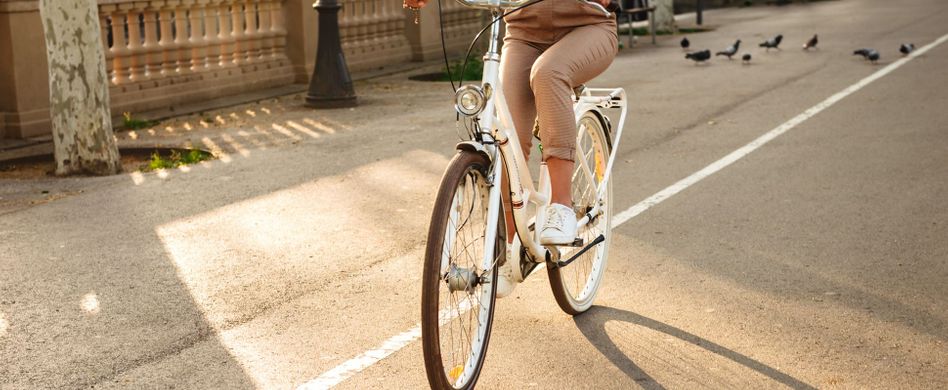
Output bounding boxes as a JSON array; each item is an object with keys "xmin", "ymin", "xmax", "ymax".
[{"xmin": 420, "ymin": 0, "xmax": 627, "ymax": 388}]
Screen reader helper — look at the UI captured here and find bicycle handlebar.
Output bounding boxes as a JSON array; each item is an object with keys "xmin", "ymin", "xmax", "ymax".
[
  {"xmin": 452, "ymin": 0, "xmax": 534, "ymax": 10},
  {"xmin": 452, "ymin": 0, "xmax": 615, "ymax": 15}
]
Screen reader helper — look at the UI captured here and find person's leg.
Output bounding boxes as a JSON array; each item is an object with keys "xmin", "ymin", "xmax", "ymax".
[
  {"xmin": 529, "ymin": 24, "xmax": 618, "ymax": 208},
  {"xmin": 499, "ymin": 39, "xmax": 544, "ymax": 243}
]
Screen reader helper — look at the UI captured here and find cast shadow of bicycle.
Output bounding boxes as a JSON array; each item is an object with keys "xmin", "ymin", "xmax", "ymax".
[{"xmin": 573, "ymin": 306, "xmax": 817, "ymax": 390}]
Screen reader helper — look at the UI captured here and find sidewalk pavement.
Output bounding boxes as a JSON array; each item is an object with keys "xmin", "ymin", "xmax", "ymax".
[{"xmin": 0, "ymin": 4, "xmax": 750, "ymax": 216}]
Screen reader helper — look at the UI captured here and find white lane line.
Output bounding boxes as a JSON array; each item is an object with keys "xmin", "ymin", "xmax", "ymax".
[
  {"xmin": 612, "ymin": 32, "xmax": 948, "ymax": 227},
  {"xmin": 297, "ymin": 32, "xmax": 948, "ymax": 390},
  {"xmin": 298, "ymin": 300, "xmax": 476, "ymax": 389},
  {"xmin": 297, "ymin": 326, "xmax": 421, "ymax": 390}
]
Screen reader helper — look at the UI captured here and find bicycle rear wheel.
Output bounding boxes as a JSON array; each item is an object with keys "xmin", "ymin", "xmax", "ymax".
[
  {"xmin": 548, "ymin": 111, "xmax": 613, "ymax": 315},
  {"xmin": 422, "ymin": 150, "xmax": 504, "ymax": 390}
]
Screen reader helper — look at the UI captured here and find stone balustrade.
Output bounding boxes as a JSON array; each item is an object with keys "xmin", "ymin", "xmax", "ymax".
[
  {"xmin": 439, "ymin": 0, "xmax": 484, "ymax": 52},
  {"xmin": 338, "ymin": 0, "xmax": 412, "ymax": 71},
  {"xmin": 0, "ymin": 0, "xmax": 485, "ymax": 139},
  {"xmin": 96, "ymin": 0, "xmax": 294, "ymax": 116}
]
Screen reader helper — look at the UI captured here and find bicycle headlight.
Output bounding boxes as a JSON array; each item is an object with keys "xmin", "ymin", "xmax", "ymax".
[{"xmin": 455, "ymin": 85, "xmax": 488, "ymax": 116}]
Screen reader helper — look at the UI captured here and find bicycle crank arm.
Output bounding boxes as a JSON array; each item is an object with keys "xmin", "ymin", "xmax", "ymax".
[{"xmin": 552, "ymin": 234, "xmax": 605, "ymax": 268}]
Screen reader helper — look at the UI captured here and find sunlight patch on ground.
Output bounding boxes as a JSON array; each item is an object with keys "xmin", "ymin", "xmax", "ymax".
[
  {"xmin": 201, "ymin": 137, "xmax": 232, "ymax": 163},
  {"xmin": 129, "ymin": 171, "xmax": 145, "ymax": 185},
  {"xmin": 80, "ymin": 292, "xmax": 100, "ymax": 315},
  {"xmin": 220, "ymin": 133, "xmax": 251, "ymax": 157},
  {"xmin": 270, "ymin": 123, "xmax": 302, "ymax": 141},
  {"xmin": 286, "ymin": 121, "xmax": 321, "ymax": 138},
  {"xmin": 0, "ymin": 311, "xmax": 8, "ymax": 337},
  {"xmin": 302, "ymin": 119, "xmax": 336, "ymax": 134},
  {"xmin": 153, "ymin": 149, "xmax": 449, "ymax": 386}
]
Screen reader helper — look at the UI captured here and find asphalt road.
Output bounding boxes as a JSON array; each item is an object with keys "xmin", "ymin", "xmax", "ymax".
[{"xmin": 2, "ymin": 0, "xmax": 947, "ymax": 388}]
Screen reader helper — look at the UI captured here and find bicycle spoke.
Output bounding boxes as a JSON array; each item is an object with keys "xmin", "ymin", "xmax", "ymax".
[
  {"xmin": 426, "ymin": 156, "xmax": 497, "ymax": 389},
  {"xmin": 548, "ymin": 112, "xmax": 612, "ymax": 314}
]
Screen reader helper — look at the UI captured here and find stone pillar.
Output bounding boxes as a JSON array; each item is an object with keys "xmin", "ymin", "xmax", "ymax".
[
  {"xmin": 0, "ymin": 0, "xmax": 52, "ymax": 138},
  {"xmin": 283, "ymin": 0, "xmax": 319, "ymax": 83},
  {"xmin": 653, "ymin": 0, "xmax": 676, "ymax": 33},
  {"xmin": 405, "ymin": 2, "xmax": 446, "ymax": 61}
]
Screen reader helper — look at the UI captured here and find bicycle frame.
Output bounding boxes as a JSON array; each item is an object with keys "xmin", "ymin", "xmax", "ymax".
[{"xmin": 466, "ymin": 8, "xmax": 628, "ymax": 276}]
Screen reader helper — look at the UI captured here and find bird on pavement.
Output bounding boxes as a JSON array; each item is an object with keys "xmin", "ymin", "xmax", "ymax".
[
  {"xmin": 900, "ymin": 43, "xmax": 915, "ymax": 55},
  {"xmin": 685, "ymin": 49, "xmax": 712, "ymax": 64},
  {"xmin": 681, "ymin": 37, "xmax": 691, "ymax": 51},
  {"xmin": 716, "ymin": 39, "xmax": 741, "ymax": 59},
  {"xmin": 853, "ymin": 48, "xmax": 880, "ymax": 63},
  {"xmin": 803, "ymin": 34, "xmax": 818, "ymax": 50},
  {"xmin": 759, "ymin": 34, "xmax": 783, "ymax": 51},
  {"xmin": 742, "ymin": 53, "xmax": 752, "ymax": 64}
]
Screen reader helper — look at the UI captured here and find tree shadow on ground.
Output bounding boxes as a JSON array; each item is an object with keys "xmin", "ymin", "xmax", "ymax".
[{"xmin": 574, "ymin": 306, "xmax": 817, "ymax": 390}]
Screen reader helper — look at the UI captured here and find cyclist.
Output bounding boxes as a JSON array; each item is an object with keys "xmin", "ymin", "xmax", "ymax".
[{"xmin": 405, "ymin": 0, "xmax": 618, "ymax": 296}]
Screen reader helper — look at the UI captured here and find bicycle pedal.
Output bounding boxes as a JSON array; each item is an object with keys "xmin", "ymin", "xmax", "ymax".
[{"xmin": 549, "ymin": 238, "xmax": 584, "ymax": 247}]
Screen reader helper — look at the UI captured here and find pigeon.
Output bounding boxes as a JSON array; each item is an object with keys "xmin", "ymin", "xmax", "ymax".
[
  {"xmin": 803, "ymin": 34, "xmax": 818, "ymax": 50},
  {"xmin": 716, "ymin": 39, "xmax": 741, "ymax": 59},
  {"xmin": 899, "ymin": 43, "xmax": 915, "ymax": 55},
  {"xmin": 681, "ymin": 37, "xmax": 691, "ymax": 51},
  {"xmin": 685, "ymin": 49, "xmax": 711, "ymax": 64},
  {"xmin": 759, "ymin": 34, "xmax": 783, "ymax": 51},
  {"xmin": 742, "ymin": 53, "xmax": 752, "ymax": 64},
  {"xmin": 854, "ymin": 48, "xmax": 880, "ymax": 63}
]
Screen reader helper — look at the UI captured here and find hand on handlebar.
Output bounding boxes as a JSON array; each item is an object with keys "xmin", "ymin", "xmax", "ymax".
[
  {"xmin": 585, "ymin": 0, "xmax": 620, "ymax": 15},
  {"xmin": 404, "ymin": 0, "xmax": 428, "ymax": 9},
  {"xmin": 590, "ymin": 0, "xmax": 611, "ymax": 8}
]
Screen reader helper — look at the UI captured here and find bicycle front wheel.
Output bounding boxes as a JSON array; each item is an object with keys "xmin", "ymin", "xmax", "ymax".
[
  {"xmin": 422, "ymin": 150, "xmax": 504, "ymax": 390},
  {"xmin": 548, "ymin": 111, "xmax": 613, "ymax": 315}
]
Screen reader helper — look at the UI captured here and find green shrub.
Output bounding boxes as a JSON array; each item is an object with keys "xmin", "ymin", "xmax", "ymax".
[
  {"xmin": 146, "ymin": 149, "xmax": 213, "ymax": 171},
  {"xmin": 443, "ymin": 56, "xmax": 484, "ymax": 82},
  {"xmin": 123, "ymin": 112, "xmax": 158, "ymax": 130}
]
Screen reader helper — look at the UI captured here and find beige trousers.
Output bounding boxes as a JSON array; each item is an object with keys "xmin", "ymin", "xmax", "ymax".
[{"xmin": 500, "ymin": 0, "xmax": 618, "ymax": 162}]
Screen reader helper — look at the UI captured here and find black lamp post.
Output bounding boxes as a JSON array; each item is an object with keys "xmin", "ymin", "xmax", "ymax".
[
  {"xmin": 696, "ymin": 0, "xmax": 704, "ymax": 25},
  {"xmin": 305, "ymin": 0, "xmax": 357, "ymax": 108}
]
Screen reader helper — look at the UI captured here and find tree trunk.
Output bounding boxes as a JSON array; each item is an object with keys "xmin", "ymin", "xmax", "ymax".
[
  {"xmin": 39, "ymin": 0, "xmax": 122, "ymax": 176},
  {"xmin": 653, "ymin": 0, "xmax": 677, "ymax": 33}
]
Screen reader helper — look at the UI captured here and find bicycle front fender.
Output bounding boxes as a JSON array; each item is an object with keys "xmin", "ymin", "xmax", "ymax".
[{"xmin": 456, "ymin": 141, "xmax": 493, "ymax": 164}]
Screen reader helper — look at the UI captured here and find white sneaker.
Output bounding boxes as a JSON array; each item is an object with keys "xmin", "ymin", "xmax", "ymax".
[
  {"xmin": 496, "ymin": 236, "xmax": 521, "ymax": 298},
  {"xmin": 539, "ymin": 203, "xmax": 578, "ymax": 245}
]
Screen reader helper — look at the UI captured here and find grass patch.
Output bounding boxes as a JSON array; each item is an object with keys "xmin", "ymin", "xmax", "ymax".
[
  {"xmin": 442, "ymin": 56, "xmax": 484, "ymax": 82},
  {"xmin": 145, "ymin": 149, "xmax": 213, "ymax": 171},
  {"xmin": 123, "ymin": 112, "xmax": 158, "ymax": 130},
  {"xmin": 408, "ymin": 56, "xmax": 484, "ymax": 82}
]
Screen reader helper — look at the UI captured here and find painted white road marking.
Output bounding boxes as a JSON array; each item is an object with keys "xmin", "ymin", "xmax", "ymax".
[
  {"xmin": 297, "ymin": 326, "xmax": 421, "ymax": 390},
  {"xmin": 612, "ymin": 33, "xmax": 948, "ymax": 226},
  {"xmin": 297, "ymin": 32, "xmax": 948, "ymax": 390}
]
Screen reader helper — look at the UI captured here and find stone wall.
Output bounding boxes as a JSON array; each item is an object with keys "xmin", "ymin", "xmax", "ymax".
[{"xmin": 0, "ymin": 0, "xmax": 483, "ymax": 139}]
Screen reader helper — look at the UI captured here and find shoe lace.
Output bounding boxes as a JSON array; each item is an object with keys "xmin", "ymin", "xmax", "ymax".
[{"xmin": 545, "ymin": 206, "xmax": 568, "ymax": 231}]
